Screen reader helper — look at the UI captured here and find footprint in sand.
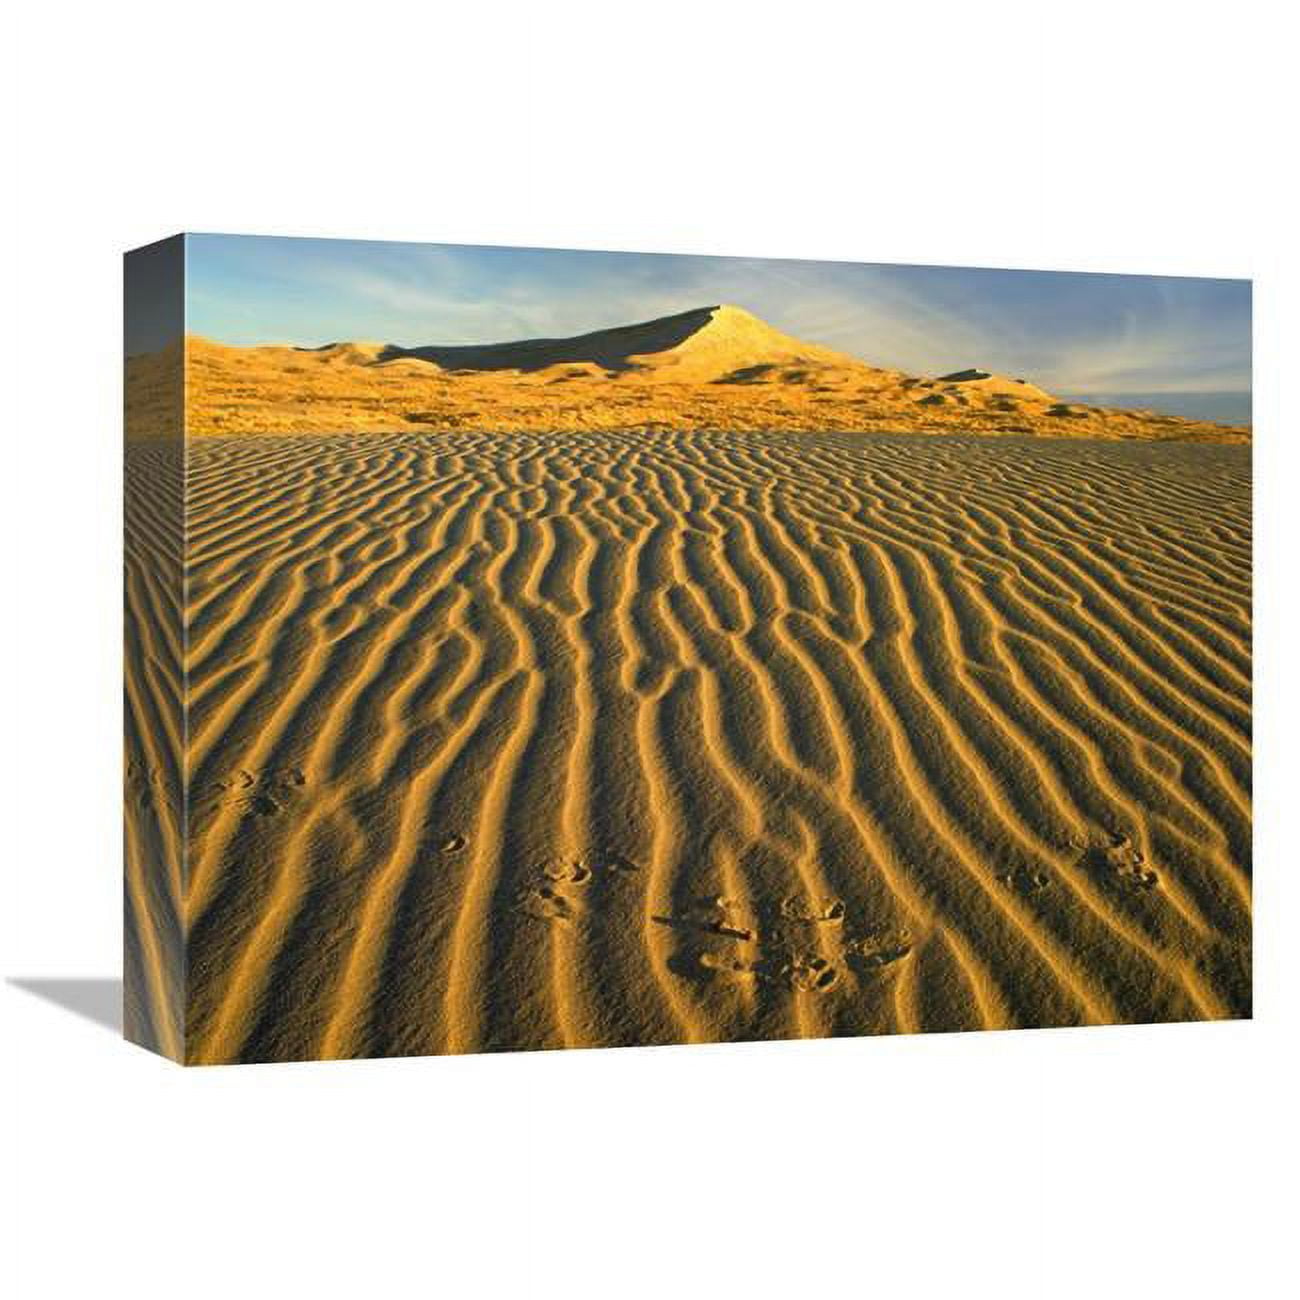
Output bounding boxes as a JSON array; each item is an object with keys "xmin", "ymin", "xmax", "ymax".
[
  {"xmin": 698, "ymin": 951, "xmax": 757, "ymax": 976},
  {"xmin": 783, "ymin": 954, "xmax": 840, "ymax": 992},
  {"xmin": 779, "ymin": 896, "xmax": 846, "ymax": 924},
  {"xmin": 996, "ymin": 865, "xmax": 1052, "ymax": 894},
  {"xmin": 126, "ymin": 762, "xmax": 174, "ymax": 809},
  {"xmin": 658, "ymin": 898, "xmax": 847, "ymax": 994},
  {"xmin": 211, "ymin": 769, "xmax": 256, "ymax": 796},
  {"xmin": 515, "ymin": 849, "xmax": 646, "ymax": 926},
  {"xmin": 541, "ymin": 859, "xmax": 592, "ymax": 885},
  {"xmin": 846, "ymin": 930, "xmax": 914, "ymax": 972},
  {"xmin": 518, "ymin": 884, "xmax": 578, "ymax": 924},
  {"xmin": 1111, "ymin": 858, "xmax": 1160, "ymax": 893},
  {"xmin": 585, "ymin": 849, "xmax": 640, "ymax": 876},
  {"xmin": 710, "ymin": 919, "xmax": 755, "ymax": 941},
  {"xmin": 209, "ymin": 767, "xmax": 307, "ymax": 818},
  {"xmin": 1079, "ymin": 834, "xmax": 1161, "ymax": 894},
  {"xmin": 517, "ymin": 857, "xmax": 598, "ymax": 924},
  {"xmin": 654, "ymin": 896, "xmax": 763, "ymax": 983},
  {"xmin": 653, "ymin": 895, "xmax": 754, "ymax": 942}
]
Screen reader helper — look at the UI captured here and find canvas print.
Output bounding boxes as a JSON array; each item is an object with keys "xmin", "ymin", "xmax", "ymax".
[{"xmin": 124, "ymin": 235, "xmax": 1251, "ymax": 1064}]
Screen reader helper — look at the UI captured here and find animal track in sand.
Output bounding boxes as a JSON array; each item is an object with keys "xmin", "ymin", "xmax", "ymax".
[
  {"xmin": 698, "ymin": 951, "xmax": 756, "ymax": 975},
  {"xmin": 518, "ymin": 849, "xmax": 640, "ymax": 924},
  {"xmin": 779, "ymin": 896, "xmax": 847, "ymax": 924},
  {"xmin": 1080, "ymin": 832, "xmax": 1161, "ymax": 894},
  {"xmin": 653, "ymin": 895, "xmax": 755, "ymax": 942},
  {"xmin": 518, "ymin": 884, "xmax": 577, "ymax": 923},
  {"xmin": 125, "ymin": 760, "xmax": 165, "ymax": 790},
  {"xmin": 541, "ymin": 859, "xmax": 592, "ymax": 885},
  {"xmin": 656, "ymin": 896, "xmax": 866, "ymax": 994},
  {"xmin": 125, "ymin": 761, "xmax": 174, "ymax": 811},
  {"xmin": 203, "ymin": 767, "xmax": 307, "ymax": 818},
  {"xmin": 845, "ymin": 929, "xmax": 914, "ymax": 972},
  {"xmin": 516, "ymin": 849, "xmax": 645, "ymax": 926},
  {"xmin": 159, "ymin": 432, "xmax": 1251, "ymax": 1062},
  {"xmin": 785, "ymin": 954, "xmax": 839, "ymax": 992},
  {"xmin": 995, "ymin": 864, "xmax": 1053, "ymax": 895},
  {"xmin": 692, "ymin": 947, "xmax": 839, "ymax": 992},
  {"xmin": 584, "ymin": 849, "xmax": 641, "ymax": 875},
  {"xmin": 653, "ymin": 891, "xmax": 921, "ymax": 994}
]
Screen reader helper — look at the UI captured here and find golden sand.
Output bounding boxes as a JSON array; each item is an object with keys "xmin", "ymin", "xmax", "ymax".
[
  {"xmin": 178, "ymin": 306, "xmax": 1249, "ymax": 442},
  {"xmin": 126, "ymin": 429, "xmax": 1251, "ymax": 1062},
  {"xmin": 123, "ymin": 440, "xmax": 185, "ymax": 1056}
]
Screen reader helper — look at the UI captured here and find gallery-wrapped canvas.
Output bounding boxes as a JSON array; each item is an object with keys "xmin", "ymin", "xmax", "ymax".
[{"xmin": 124, "ymin": 235, "xmax": 1252, "ymax": 1064}]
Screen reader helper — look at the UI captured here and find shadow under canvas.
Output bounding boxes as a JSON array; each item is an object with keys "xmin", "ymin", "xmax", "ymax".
[{"xmin": 9, "ymin": 978, "xmax": 123, "ymax": 1034}]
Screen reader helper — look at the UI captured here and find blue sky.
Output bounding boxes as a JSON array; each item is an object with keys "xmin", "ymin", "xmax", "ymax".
[{"xmin": 185, "ymin": 234, "xmax": 1250, "ymax": 400}]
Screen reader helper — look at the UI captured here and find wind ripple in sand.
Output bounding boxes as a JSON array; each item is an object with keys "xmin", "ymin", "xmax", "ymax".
[
  {"xmin": 160, "ymin": 431, "xmax": 1249, "ymax": 1063},
  {"xmin": 124, "ymin": 440, "xmax": 186, "ymax": 1057}
]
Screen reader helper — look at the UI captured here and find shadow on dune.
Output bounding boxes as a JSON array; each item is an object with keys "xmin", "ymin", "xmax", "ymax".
[
  {"xmin": 378, "ymin": 305, "xmax": 718, "ymax": 373},
  {"xmin": 9, "ymin": 977, "xmax": 122, "ymax": 1034}
]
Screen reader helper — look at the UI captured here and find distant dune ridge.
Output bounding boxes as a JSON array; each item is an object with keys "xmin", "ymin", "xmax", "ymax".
[
  {"xmin": 177, "ymin": 305, "xmax": 1249, "ymax": 440},
  {"xmin": 378, "ymin": 303, "xmax": 852, "ymax": 376}
]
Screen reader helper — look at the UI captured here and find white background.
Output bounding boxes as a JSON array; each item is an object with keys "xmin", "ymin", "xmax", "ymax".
[{"xmin": 5, "ymin": 3, "xmax": 1296, "ymax": 1296}]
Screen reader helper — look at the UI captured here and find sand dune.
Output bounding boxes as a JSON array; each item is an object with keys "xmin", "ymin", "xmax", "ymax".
[
  {"xmin": 182, "ymin": 306, "xmax": 1249, "ymax": 441},
  {"xmin": 379, "ymin": 303, "xmax": 863, "ymax": 377},
  {"xmin": 136, "ymin": 429, "xmax": 1252, "ymax": 1063}
]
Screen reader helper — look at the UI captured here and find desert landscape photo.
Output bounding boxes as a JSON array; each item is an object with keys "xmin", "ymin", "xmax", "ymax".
[{"xmin": 124, "ymin": 237, "xmax": 1252, "ymax": 1063}]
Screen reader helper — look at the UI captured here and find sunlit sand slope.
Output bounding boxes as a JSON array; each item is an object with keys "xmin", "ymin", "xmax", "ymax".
[
  {"xmin": 183, "ymin": 306, "xmax": 1250, "ymax": 442},
  {"xmin": 181, "ymin": 432, "xmax": 1251, "ymax": 1062}
]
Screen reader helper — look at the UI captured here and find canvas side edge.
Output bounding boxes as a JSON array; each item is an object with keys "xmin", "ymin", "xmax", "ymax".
[{"xmin": 123, "ymin": 234, "xmax": 187, "ymax": 1060}]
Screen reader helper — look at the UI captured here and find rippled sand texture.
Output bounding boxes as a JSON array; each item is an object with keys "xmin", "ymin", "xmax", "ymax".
[
  {"xmin": 180, "ymin": 432, "xmax": 1251, "ymax": 1063},
  {"xmin": 124, "ymin": 440, "xmax": 186, "ymax": 1057}
]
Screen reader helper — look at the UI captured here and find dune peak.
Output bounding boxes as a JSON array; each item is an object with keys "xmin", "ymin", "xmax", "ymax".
[{"xmin": 176, "ymin": 307, "xmax": 1247, "ymax": 441}]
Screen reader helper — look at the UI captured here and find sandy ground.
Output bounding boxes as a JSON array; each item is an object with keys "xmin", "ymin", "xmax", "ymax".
[
  {"xmin": 177, "ymin": 307, "xmax": 1249, "ymax": 442},
  {"xmin": 125, "ymin": 430, "xmax": 1251, "ymax": 1062},
  {"xmin": 123, "ymin": 440, "xmax": 185, "ymax": 1057}
]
